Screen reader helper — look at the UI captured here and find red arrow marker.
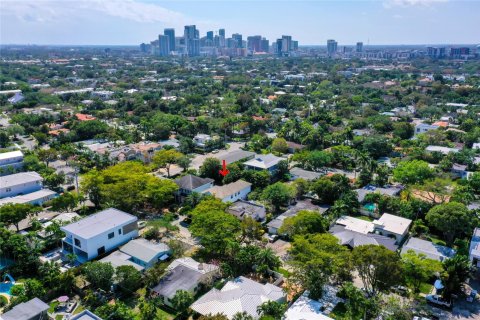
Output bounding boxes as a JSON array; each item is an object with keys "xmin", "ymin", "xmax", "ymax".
[{"xmin": 219, "ymin": 159, "xmax": 230, "ymax": 177}]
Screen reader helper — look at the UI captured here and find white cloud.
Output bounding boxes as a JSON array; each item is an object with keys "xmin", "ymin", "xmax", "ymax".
[
  {"xmin": 384, "ymin": 0, "xmax": 448, "ymax": 8},
  {"xmin": 1, "ymin": 0, "xmax": 187, "ymax": 24}
]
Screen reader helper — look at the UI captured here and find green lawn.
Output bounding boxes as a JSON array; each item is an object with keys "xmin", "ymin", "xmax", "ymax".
[
  {"xmin": 72, "ymin": 304, "xmax": 85, "ymax": 315},
  {"xmin": 355, "ymin": 215, "xmax": 374, "ymax": 222},
  {"xmin": 428, "ymin": 236, "xmax": 446, "ymax": 246},
  {"xmin": 278, "ymin": 268, "xmax": 291, "ymax": 277},
  {"xmin": 48, "ymin": 301, "xmax": 59, "ymax": 313},
  {"xmin": 419, "ymin": 282, "xmax": 433, "ymax": 295}
]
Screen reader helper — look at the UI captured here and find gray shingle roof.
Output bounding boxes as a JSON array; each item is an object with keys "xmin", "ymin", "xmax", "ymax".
[
  {"xmin": 227, "ymin": 200, "xmax": 266, "ymax": 222},
  {"xmin": 267, "ymin": 200, "xmax": 330, "ymax": 230},
  {"xmin": 290, "ymin": 167, "xmax": 322, "ymax": 181},
  {"xmin": 330, "ymin": 225, "xmax": 398, "ymax": 251},
  {"xmin": 217, "ymin": 150, "xmax": 255, "ymax": 165},
  {"xmin": 61, "ymin": 208, "xmax": 137, "ymax": 239},
  {"xmin": 401, "ymin": 237, "xmax": 456, "ymax": 261},
  {"xmin": 151, "ymin": 264, "xmax": 203, "ymax": 299},
  {"xmin": 174, "ymin": 174, "xmax": 213, "ymax": 190}
]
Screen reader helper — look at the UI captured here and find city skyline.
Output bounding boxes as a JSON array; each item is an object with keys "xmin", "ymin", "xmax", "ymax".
[{"xmin": 1, "ymin": 0, "xmax": 480, "ymax": 46}]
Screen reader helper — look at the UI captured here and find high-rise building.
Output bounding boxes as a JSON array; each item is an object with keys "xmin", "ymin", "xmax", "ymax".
[
  {"xmin": 427, "ymin": 47, "xmax": 446, "ymax": 58},
  {"xmin": 219, "ymin": 29, "xmax": 226, "ymax": 47},
  {"xmin": 276, "ymin": 39, "xmax": 283, "ymax": 56},
  {"xmin": 247, "ymin": 35, "xmax": 262, "ymax": 52},
  {"xmin": 232, "ymin": 33, "xmax": 243, "ymax": 48},
  {"xmin": 292, "ymin": 41, "xmax": 298, "ymax": 51},
  {"xmin": 449, "ymin": 47, "xmax": 470, "ymax": 58},
  {"xmin": 281, "ymin": 35, "xmax": 292, "ymax": 53},
  {"xmin": 206, "ymin": 31, "xmax": 214, "ymax": 41},
  {"xmin": 260, "ymin": 38, "xmax": 270, "ymax": 53},
  {"xmin": 184, "ymin": 25, "xmax": 200, "ymax": 56},
  {"xmin": 158, "ymin": 35, "xmax": 170, "ymax": 56},
  {"xmin": 140, "ymin": 43, "xmax": 148, "ymax": 53},
  {"xmin": 164, "ymin": 28, "xmax": 175, "ymax": 52},
  {"xmin": 356, "ymin": 42, "xmax": 363, "ymax": 53},
  {"xmin": 327, "ymin": 39, "xmax": 338, "ymax": 56}
]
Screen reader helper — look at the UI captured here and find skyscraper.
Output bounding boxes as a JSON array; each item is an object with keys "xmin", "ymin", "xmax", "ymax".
[
  {"xmin": 184, "ymin": 25, "xmax": 200, "ymax": 56},
  {"xmin": 260, "ymin": 38, "xmax": 270, "ymax": 53},
  {"xmin": 281, "ymin": 35, "xmax": 292, "ymax": 53},
  {"xmin": 206, "ymin": 31, "xmax": 214, "ymax": 41},
  {"xmin": 232, "ymin": 33, "xmax": 243, "ymax": 48},
  {"xmin": 219, "ymin": 29, "xmax": 226, "ymax": 47},
  {"xmin": 276, "ymin": 39, "xmax": 283, "ymax": 56},
  {"xmin": 158, "ymin": 35, "xmax": 170, "ymax": 56},
  {"xmin": 164, "ymin": 28, "xmax": 175, "ymax": 52},
  {"xmin": 356, "ymin": 42, "xmax": 363, "ymax": 53},
  {"xmin": 247, "ymin": 35, "xmax": 262, "ymax": 52},
  {"xmin": 327, "ymin": 39, "xmax": 338, "ymax": 56}
]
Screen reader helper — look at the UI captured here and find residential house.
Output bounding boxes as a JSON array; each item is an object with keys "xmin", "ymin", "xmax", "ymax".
[
  {"xmin": 451, "ymin": 163, "xmax": 472, "ymax": 179},
  {"xmin": 373, "ymin": 213, "xmax": 412, "ymax": 243},
  {"xmin": 268, "ymin": 200, "xmax": 330, "ymax": 234},
  {"xmin": 0, "ymin": 189, "xmax": 57, "ymax": 206},
  {"xmin": 151, "ymin": 257, "xmax": 220, "ymax": 307},
  {"xmin": 330, "ymin": 225, "xmax": 398, "ymax": 251},
  {"xmin": 203, "ymin": 180, "xmax": 252, "ymax": 203},
  {"xmin": 190, "ymin": 276, "xmax": 285, "ymax": 319},
  {"xmin": 290, "ymin": 167, "xmax": 322, "ymax": 181},
  {"xmin": 244, "ymin": 154, "xmax": 283, "ymax": 174},
  {"xmin": 227, "ymin": 200, "xmax": 267, "ymax": 223},
  {"xmin": 469, "ymin": 228, "xmax": 480, "ymax": 268},
  {"xmin": 414, "ymin": 123, "xmax": 439, "ymax": 135},
  {"xmin": 70, "ymin": 310, "xmax": 103, "ymax": 320},
  {"xmin": 401, "ymin": 237, "xmax": 456, "ymax": 261},
  {"xmin": 119, "ymin": 238, "xmax": 171, "ymax": 269},
  {"xmin": 284, "ymin": 293, "xmax": 334, "ymax": 320},
  {"xmin": 75, "ymin": 113, "xmax": 96, "ymax": 121},
  {"xmin": 354, "ymin": 185, "xmax": 403, "ymax": 203},
  {"xmin": 425, "ymin": 145, "xmax": 460, "ymax": 155},
  {"xmin": 335, "ymin": 216, "xmax": 375, "ymax": 234},
  {"xmin": 286, "ymin": 141, "xmax": 306, "ymax": 153},
  {"xmin": 7, "ymin": 92, "xmax": 25, "ymax": 104},
  {"xmin": 0, "ymin": 150, "xmax": 24, "ymax": 174},
  {"xmin": 216, "ymin": 149, "xmax": 255, "ymax": 165},
  {"xmin": 174, "ymin": 174, "xmax": 214, "ymax": 198},
  {"xmin": 0, "ymin": 298, "xmax": 49, "ymax": 320},
  {"xmin": 193, "ymin": 134, "xmax": 212, "ymax": 149},
  {"xmin": 0, "ymin": 172, "xmax": 43, "ymax": 198},
  {"xmin": 61, "ymin": 208, "xmax": 139, "ymax": 263}
]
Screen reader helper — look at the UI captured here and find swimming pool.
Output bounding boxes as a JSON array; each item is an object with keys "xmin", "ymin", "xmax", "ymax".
[
  {"xmin": 0, "ymin": 282, "xmax": 13, "ymax": 295},
  {"xmin": 363, "ymin": 203, "xmax": 376, "ymax": 212}
]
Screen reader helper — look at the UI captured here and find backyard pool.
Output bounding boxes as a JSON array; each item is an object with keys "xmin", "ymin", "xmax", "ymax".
[
  {"xmin": 363, "ymin": 203, "xmax": 376, "ymax": 212},
  {"xmin": 0, "ymin": 282, "xmax": 13, "ymax": 295}
]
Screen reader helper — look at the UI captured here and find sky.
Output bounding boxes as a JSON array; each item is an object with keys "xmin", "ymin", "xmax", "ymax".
[{"xmin": 1, "ymin": 0, "xmax": 479, "ymax": 46}]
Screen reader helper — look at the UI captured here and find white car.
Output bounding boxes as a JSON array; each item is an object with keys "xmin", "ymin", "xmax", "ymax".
[{"xmin": 426, "ymin": 294, "xmax": 452, "ymax": 308}]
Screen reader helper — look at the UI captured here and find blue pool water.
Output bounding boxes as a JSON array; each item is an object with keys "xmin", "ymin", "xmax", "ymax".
[
  {"xmin": 0, "ymin": 282, "xmax": 13, "ymax": 295},
  {"xmin": 363, "ymin": 203, "xmax": 376, "ymax": 212}
]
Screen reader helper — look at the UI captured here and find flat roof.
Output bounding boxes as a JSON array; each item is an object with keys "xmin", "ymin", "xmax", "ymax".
[
  {"xmin": 0, "ymin": 171, "xmax": 43, "ymax": 189},
  {"xmin": 0, "ymin": 189, "xmax": 56, "ymax": 205},
  {"xmin": 61, "ymin": 208, "xmax": 137, "ymax": 239},
  {"xmin": 0, "ymin": 150, "xmax": 23, "ymax": 161},
  {"xmin": 244, "ymin": 153, "xmax": 283, "ymax": 169},
  {"xmin": 120, "ymin": 238, "xmax": 170, "ymax": 263},
  {"xmin": 335, "ymin": 216, "xmax": 375, "ymax": 234},
  {"xmin": 216, "ymin": 150, "xmax": 255, "ymax": 165},
  {"xmin": 374, "ymin": 213, "xmax": 412, "ymax": 235},
  {"xmin": 0, "ymin": 298, "xmax": 49, "ymax": 320}
]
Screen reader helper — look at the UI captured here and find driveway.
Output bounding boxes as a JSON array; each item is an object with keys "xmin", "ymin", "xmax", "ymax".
[
  {"xmin": 189, "ymin": 142, "xmax": 245, "ymax": 170},
  {"xmin": 171, "ymin": 216, "xmax": 199, "ymax": 246}
]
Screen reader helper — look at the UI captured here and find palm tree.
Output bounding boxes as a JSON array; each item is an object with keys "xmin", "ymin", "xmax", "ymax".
[{"xmin": 255, "ymin": 248, "xmax": 281, "ymax": 277}]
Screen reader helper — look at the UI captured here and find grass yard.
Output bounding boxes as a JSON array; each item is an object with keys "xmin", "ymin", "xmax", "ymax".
[
  {"xmin": 48, "ymin": 301, "xmax": 59, "ymax": 313},
  {"xmin": 419, "ymin": 282, "xmax": 434, "ymax": 295}
]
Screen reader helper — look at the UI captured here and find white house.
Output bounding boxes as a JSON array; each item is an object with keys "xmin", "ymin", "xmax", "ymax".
[
  {"xmin": 285, "ymin": 294, "xmax": 334, "ymax": 320},
  {"xmin": 373, "ymin": 213, "xmax": 412, "ymax": 244},
  {"xmin": 0, "ymin": 189, "xmax": 57, "ymax": 206},
  {"xmin": 469, "ymin": 228, "xmax": 480, "ymax": 268},
  {"xmin": 0, "ymin": 172, "xmax": 43, "ymax": 198},
  {"xmin": 415, "ymin": 123, "xmax": 439, "ymax": 135},
  {"xmin": 119, "ymin": 238, "xmax": 171, "ymax": 269},
  {"xmin": 203, "ymin": 180, "xmax": 252, "ymax": 203},
  {"xmin": 61, "ymin": 208, "xmax": 139, "ymax": 263},
  {"xmin": 191, "ymin": 276, "xmax": 285, "ymax": 319},
  {"xmin": 193, "ymin": 134, "xmax": 212, "ymax": 148},
  {"xmin": 0, "ymin": 150, "xmax": 24, "ymax": 174},
  {"xmin": 244, "ymin": 154, "xmax": 283, "ymax": 174},
  {"xmin": 401, "ymin": 237, "xmax": 456, "ymax": 262},
  {"xmin": 425, "ymin": 145, "xmax": 460, "ymax": 155}
]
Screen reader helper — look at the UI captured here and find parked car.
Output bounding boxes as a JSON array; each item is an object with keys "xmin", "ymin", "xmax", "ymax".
[
  {"xmin": 426, "ymin": 294, "xmax": 452, "ymax": 308},
  {"xmin": 391, "ymin": 285, "xmax": 409, "ymax": 296}
]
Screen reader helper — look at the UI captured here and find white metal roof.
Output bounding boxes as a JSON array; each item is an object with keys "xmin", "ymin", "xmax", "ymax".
[{"xmin": 0, "ymin": 171, "xmax": 43, "ymax": 189}]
